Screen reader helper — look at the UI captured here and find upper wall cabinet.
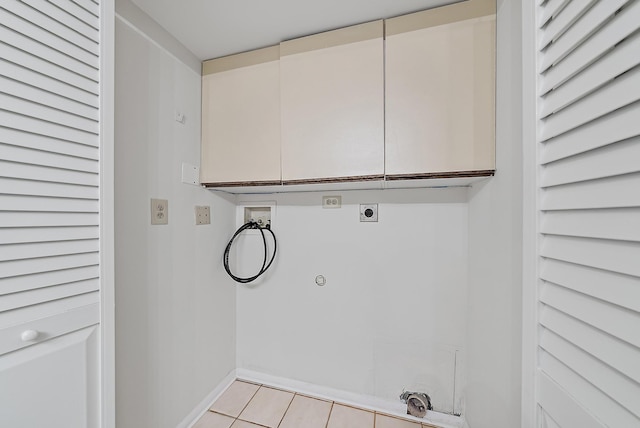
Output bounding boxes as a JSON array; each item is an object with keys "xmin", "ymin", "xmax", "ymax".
[
  {"xmin": 200, "ymin": 46, "xmax": 281, "ymax": 186},
  {"xmin": 385, "ymin": 0, "xmax": 496, "ymax": 180},
  {"xmin": 279, "ymin": 21, "xmax": 385, "ymax": 184}
]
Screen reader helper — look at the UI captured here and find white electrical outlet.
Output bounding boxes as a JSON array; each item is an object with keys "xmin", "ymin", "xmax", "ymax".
[
  {"xmin": 151, "ymin": 198, "xmax": 168, "ymax": 225},
  {"xmin": 195, "ymin": 205, "xmax": 210, "ymax": 225},
  {"xmin": 322, "ymin": 195, "xmax": 342, "ymax": 208}
]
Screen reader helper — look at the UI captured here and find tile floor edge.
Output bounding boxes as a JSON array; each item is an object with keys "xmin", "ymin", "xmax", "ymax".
[
  {"xmin": 180, "ymin": 369, "xmax": 238, "ymax": 428},
  {"xmin": 234, "ymin": 369, "xmax": 465, "ymax": 428}
]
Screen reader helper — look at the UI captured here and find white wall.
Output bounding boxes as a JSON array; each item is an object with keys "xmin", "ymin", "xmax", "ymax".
[
  {"xmin": 464, "ymin": 0, "xmax": 523, "ymax": 427},
  {"xmin": 236, "ymin": 188, "xmax": 469, "ymax": 414},
  {"xmin": 114, "ymin": 7, "xmax": 237, "ymax": 428}
]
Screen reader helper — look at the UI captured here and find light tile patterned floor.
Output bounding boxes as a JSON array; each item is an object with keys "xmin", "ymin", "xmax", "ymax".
[{"xmin": 194, "ymin": 380, "xmax": 437, "ymax": 428}]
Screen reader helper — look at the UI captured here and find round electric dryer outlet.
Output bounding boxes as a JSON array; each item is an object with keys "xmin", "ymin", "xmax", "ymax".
[{"xmin": 359, "ymin": 204, "xmax": 378, "ymax": 222}]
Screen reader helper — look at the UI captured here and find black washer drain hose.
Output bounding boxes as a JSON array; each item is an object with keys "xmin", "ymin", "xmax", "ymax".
[{"xmin": 223, "ymin": 221, "xmax": 277, "ymax": 283}]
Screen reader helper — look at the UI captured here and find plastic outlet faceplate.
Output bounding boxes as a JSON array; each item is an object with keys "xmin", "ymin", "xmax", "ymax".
[{"xmin": 359, "ymin": 204, "xmax": 378, "ymax": 222}]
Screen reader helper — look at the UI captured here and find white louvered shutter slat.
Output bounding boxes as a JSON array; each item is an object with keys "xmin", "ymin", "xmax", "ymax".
[
  {"xmin": 0, "ymin": 160, "xmax": 99, "ymax": 186},
  {"xmin": 0, "ymin": 292, "xmax": 98, "ymax": 328},
  {"xmin": 0, "ymin": 143, "xmax": 99, "ymax": 173},
  {"xmin": 2, "ymin": 253, "xmax": 99, "ymax": 280},
  {"xmin": 540, "ymin": 258, "xmax": 640, "ymax": 312},
  {"xmin": 0, "ymin": 4, "xmax": 99, "ymax": 68},
  {"xmin": 0, "ymin": 194, "xmax": 98, "ymax": 213},
  {"xmin": 539, "ymin": 356, "xmax": 639, "ymax": 427},
  {"xmin": 48, "ymin": 0, "xmax": 99, "ymax": 29},
  {"xmin": 0, "ymin": 0, "xmax": 102, "ymax": 314},
  {"xmin": 0, "ymin": 75, "xmax": 98, "ymax": 121},
  {"xmin": 0, "ymin": 127, "xmax": 99, "ymax": 159},
  {"xmin": 538, "ymin": 373, "xmax": 603, "ymax": 428},
  {"xmin": 19, "ymin": 0, "xmax": 99, "ymax": 43},
  {"xmin": 540, "ymin": 66, "xmax": 640, "ymax": 141},
  {"xmin": 542, "ymin": 172, "xmax": 640, "ymax": 210},
  {"xmin": 0, "ymin": 25, "xmax": 98, "ymax": 82},
  {"xmin": 0, "ymin": 279, "xmax": 99, "ymax": 312},
  {"xmin": 0, "ymin": 42, "xmax": 98, "ymax": 95},
  {"xmin": 541, "ymin": 102, "xmax": 640, "ymax": 163},
  {"xmin": 540, "ymin": 306, "xmax": 640, "ymax": 384},
  {"xmin": 0, "ymin": 93, "xmax": 99, "ymax": 134},
  {"xmin": 71, "ymin": 0, "xmax": 100, "ymax": 17},
  {"xmin": 541, "ymin": 235, "xmax": 640, "ymax": 278},
  {"xmin": 0, "ymin": 110, "xmax": 99, "ymax": 147},
  {"xmin": 540, "ymin": 29, "xmax": 640, "ymax": 118},
  {"xmin": 541, "ymin": 136, "xmax": 640, "ymax": 186},
  {"xmin": 0, "ymin": 226, "xmax": 99, "ymax": 245},
  {"xmin": 540, "ymin": 329, "xmax": 640, "ymax": 418},
  {"xmin": 541, "ymin": 208, "xmax": 640, "ymax": 241},
  {"xmin": 0, "ymin": 240, "xmax": 99, "ymax": 263},
  {"xmin": 540, "ymin": 282, "xmax": 640, "ymax": 353},
  {"xmin": 0, "ymin": 58, "xmax": 99, "ymax": 108},
  {"xmin": 1, "ymin": 1, "xmax": 98, "ymax": 54},
  {"xmin": 0, "ymin": 178, "xmax": 99, "ymax": 199},
  {"xmin": 539, "ymin": 0, "xmax": 639, "ymax": 94},
  {"xmin": 534, "ymin": 1, "xmax": 640, "ymax": 426},
  {"xmin": 539, "ymin": 0, "xmax": 595, "ymax": 50},
  {"xmin": 539, "ymin": 0, "xmax": 630, "ymax": 73},
  {"xmin": 0, "ymin": 211, "xmax": 98, "ymax": 228},
  {"xmin": 0, "ymin": 265, "xmax": 99, "ymax": 296},
  {"xmin": 539, "ymin": 0, "xmax": 570, "ymax": 28}
]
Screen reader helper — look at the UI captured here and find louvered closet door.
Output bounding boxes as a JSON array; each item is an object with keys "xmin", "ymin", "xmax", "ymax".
[
  {"xmin": 0, "ymin": 1, "xmax": 102, "ymax": 427},
  {"xmin": 534, "ymin": 0, "xmax": 640, "ymax": 427}
]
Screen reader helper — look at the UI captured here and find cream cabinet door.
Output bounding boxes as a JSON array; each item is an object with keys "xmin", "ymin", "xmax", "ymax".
[
  {"xmin": 385, "ymin": 1, "xmax": 496, "ymax": 178},
  {"xmin": 280, "ymin": 21, "xmax": 385, "ymax": 183},
  {"xmin": 201, "ymin": 46, "xmax": 281, "ymax": 185}
]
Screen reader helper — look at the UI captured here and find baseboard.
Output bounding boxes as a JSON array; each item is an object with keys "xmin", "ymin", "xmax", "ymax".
[
  {"xmin": 236, "ymin": 369, "xmax": 465, "ymax": 428},
  {"xmin": 177, "ymin": 369, "xmax": 237, "ymax": 428}
]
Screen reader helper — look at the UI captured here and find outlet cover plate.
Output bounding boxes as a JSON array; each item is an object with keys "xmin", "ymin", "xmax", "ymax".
[
  {"xmin": 151, "ymin": 198, "xmax": 168, "ymax": 225},
  {"xmin": 360, "ymin": 204, "xmax": 378, "ymax": 222},
  {"xmin": 195, "ymin": 205, "xmax": 210, "ymax": 225},
  {"xmin": 322, "ymin": 195, "xmax": 342, "ymax": 208},
  {"xmin": 181, "ymin": 162, "xmax": 200, "ymax": 186}
]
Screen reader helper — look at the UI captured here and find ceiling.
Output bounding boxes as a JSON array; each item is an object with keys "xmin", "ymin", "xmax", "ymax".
[{"xmin": 129, "ymin": 0, "xmax": 460, "ymax": 60}]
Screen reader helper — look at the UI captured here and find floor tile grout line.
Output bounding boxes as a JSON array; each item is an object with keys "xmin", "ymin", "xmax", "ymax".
[
  {"xmin": 235, "ymin": 416, "xmax": 271, "ymax": 428},
  {"xmin": 209, "ymin": 380, "xmax": 263, "ymax": 420},
  {"xmin": 323, "ymin": 401, "xmax": 335, "ymax": 428},
  {"xmin": 274, "ymin": 391, "xmax": 297, "ymax": 428},
  {"xmin": 234, "ymin": 382, "xmax": 264, "ymax": 422}
]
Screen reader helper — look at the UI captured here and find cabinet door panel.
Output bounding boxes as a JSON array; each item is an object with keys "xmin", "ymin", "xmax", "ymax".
[
  {"xmin": 385, "ymin": 15, "xmax": 496, "ymax": 176},
  {"xmin": 281, "ymin": 22, "xmax": 384, "ymax": 182},
  {"xmin": 201, "ymin": 53, "xmax": 281, "ymax": 185},
  {"xmin": 0, "ymin": 324, "xmax": 99, "ymax": 428}
]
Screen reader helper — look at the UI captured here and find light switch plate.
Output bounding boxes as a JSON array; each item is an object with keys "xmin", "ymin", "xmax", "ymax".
[{"xmin": 151, "ymin": 199, "xmax": 168, "ymax": 225}]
